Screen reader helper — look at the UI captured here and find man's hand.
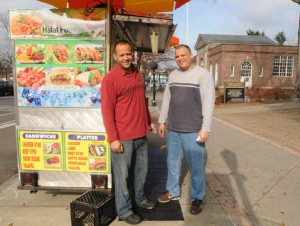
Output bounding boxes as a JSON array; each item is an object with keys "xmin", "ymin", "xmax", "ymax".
[
  {"xmin": 197, "ymin": 130, "xmax": 209, "ymax": 143},
  {"xmin": 158, "ymin": 123, "xmax": 166, "ymax": 138},
  {"xmin": 110, "ymin": 140, "xmax": 123, "ymax": 153},
  {"xmin": 150, "ymin": 123, "xmax": 157, "ymax": 134}
]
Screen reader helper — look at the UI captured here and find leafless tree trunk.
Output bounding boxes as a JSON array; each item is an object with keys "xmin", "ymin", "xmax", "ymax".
[{"xmin": 0, "ymin": 13, "xmax": 12, "ymax": 71}]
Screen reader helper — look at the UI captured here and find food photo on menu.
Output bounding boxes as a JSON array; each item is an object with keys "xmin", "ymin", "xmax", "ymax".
[
  {"xmin": 43, "ymin": 142, "xmax": 61, "ymax": 155},
  {"xmin": 17, "ymin": 67, "xmax": 46, "ymax": 88},
  {"xmin": 88, "ymin": 144, "xmax": 106, "ymax": 157},
  {"xmin": 74, "ymin": 66, "xmax": 103, "ymax": 87},
  {"xmin": 46, "ymin": 67, "xmax": 74, "ymax": 86},
  {"xmin": 74, "ymin": 44, "xmax": 104, "ymax": 64},
  {"xmin": 44, "ymin": 155, "xmax": 62, "ymax": 169},
  {"xmin": 89, "ymin": 158, "xmax": 106, "ymax": 171},
  {"xmin": 16, "ymin": 44, "xmax": 45, "ymax": 64},
  {"xmin": 10, "ymin": 13, "xmax": 42, "ymax": 37},
  {"xmin": 46, "ymin": 43, "xmax": 73, "ymax": 64}
]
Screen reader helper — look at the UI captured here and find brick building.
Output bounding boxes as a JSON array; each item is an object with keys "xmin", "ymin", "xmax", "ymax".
[{"xmin": 194, "ymin": 34, "xmax": 298, "ymax": 92}]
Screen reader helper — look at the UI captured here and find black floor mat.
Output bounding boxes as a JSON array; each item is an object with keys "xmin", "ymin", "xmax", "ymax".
[{"xmin": 135, "ymin": 147, "xmax": 184, "ymax": 221}]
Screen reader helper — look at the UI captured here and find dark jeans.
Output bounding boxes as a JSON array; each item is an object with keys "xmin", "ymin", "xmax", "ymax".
[{"xmin": 111, "ymin": 136, "xmax": 148, "ymax": 219}]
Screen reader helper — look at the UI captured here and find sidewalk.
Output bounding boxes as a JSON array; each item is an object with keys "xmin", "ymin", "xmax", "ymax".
[{"xmin": 0, "ymin": 92, "xmax": 299, "ymax": 226}]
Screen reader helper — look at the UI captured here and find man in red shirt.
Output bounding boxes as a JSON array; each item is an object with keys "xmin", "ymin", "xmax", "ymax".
[{"xmin": 101, "ymin": 40, "xmax": 156, "ymax": 225}]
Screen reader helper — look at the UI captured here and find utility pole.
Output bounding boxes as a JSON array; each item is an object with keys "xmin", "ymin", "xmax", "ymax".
[
  {"xmin": 291, "ymin": 1, "xmax": 300, "ymax": 97},
  {"xmin": 296, "ymin": 14, "xmax": 300, "ymax": 97}
]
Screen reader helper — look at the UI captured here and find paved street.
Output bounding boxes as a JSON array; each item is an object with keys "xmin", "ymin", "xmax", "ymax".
[{"xmin": 0, "ymin": 96, "xmax": 17, "ymax": 186}]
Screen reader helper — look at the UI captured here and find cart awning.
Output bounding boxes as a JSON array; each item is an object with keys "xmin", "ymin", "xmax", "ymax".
[{"xmin": 112, "ymin": 13, "xmax": 176, "ymax": 53}]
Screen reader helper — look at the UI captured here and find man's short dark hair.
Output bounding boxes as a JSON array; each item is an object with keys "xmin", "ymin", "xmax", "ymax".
[
  {"xmin": 175, "ymin": 44, "xmax": 192, "ymax": 54},
  {"xmin": 114, "ymin": 40, "xmax": 132, "ymax": 53}
]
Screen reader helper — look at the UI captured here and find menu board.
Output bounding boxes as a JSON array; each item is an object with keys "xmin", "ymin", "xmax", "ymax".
[
  {"xmin": 15, "ymin": 39, "xmax": 104, "ymax": 108},
  {"xmin": 9, "ymin": 8, "xmax": 106, "ymax": 108},
  {"xmin": 12, "ymin": 9, "xmax": 111, "ymax": 176},
  {"xmin": 18, "ymin": 130, "xmax": 110, "ymax": 173},
  {"xmin": 19, "ymin": 131, "xmax": 64, "ymax": 171},
  {"xmin": 65, "ymin": 132, "xmax": 109, "ymax": 172}
]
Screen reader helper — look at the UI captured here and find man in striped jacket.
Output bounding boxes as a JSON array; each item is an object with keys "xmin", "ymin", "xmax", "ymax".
[{"xmin": 157, "ymin": 44, "xmax": 215, "ymax": 215}]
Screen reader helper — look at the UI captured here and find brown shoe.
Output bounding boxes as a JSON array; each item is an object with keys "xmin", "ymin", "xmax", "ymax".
[
  {"xmin": 190, "ymin": 199, "xmax": 203, "ymax": 215},
  {"xmin": 157, "ymin": 191, "xmax": 180, "ymax": 203}
]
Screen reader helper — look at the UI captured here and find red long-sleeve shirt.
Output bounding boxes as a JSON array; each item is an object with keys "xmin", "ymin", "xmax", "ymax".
[{"xmin": 101, "ymin": 64, "xmax": 152, "ymax": 143}]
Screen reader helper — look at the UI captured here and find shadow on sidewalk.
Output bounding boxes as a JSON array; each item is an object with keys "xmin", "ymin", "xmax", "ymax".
[
  {"xmin": 220, "ymin": 149, "xmax": 257, "ymax": 225},
  {"xmin": 135, "ymin": 133, "xmax": 189, "ymax": 221}
]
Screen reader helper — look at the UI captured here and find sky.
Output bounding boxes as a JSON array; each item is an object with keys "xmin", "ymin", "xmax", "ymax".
[{"xmin": 0, "ymin": 0, "xmax": 299, "ymax": 51}]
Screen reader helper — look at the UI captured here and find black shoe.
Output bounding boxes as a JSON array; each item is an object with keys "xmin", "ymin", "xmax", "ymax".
[
  {"xmin": 190, "ymin": 199, "xmax": 203, "ymax": 215},
  {"xmin": 137, "ymin": 199, "xmax": 156, "ymax": 210},
  {"xmin": 123, "ymin": 213, "xmax": 142, "ymax": 225}
]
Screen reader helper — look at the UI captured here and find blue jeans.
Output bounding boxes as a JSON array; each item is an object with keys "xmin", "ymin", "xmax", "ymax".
[
  {"xmin": 111, "ymin": 136, "xmax": 148, "ymax": 219},
  {"xmin": 166, "ymin": 131, "xmax": 206, "ymax": 201}
]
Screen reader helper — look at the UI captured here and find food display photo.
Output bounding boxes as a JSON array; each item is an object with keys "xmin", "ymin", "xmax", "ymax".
[
  {"xmin": 89, "ymin": 158, "xmax": 106, "ymax": 171},
  {"xmin": 74, "ymin": 44, "xmax": 104, "ymax": 64},
  {"xmin": 88, "ymin": 144, "xmax": 106, "ymax": 157},
  {"xmin": 74, "ymin": 66, "xmax": 103, "ymax": 87},
  {"xmin": 44, "ymin": 156, "xmax": 62, "ymax": 169},
  {"xmin": 10, "ymin": 13, "xmax": 42, "ymax": 36},
  {"xmin": 16, "ymin": 44, "xmax": 45, "ymax": 64},
  {"xmin": 17, "ymin": 67, "xmax": 46, "ymax": 88},
  {"xmin": 46, "ymin": 68, "xmax": 74, "ymax": 86},
  {"xmin": 46, "ymin": 44, "xmax": 73, "ymax": 64},
  {"xmin": 43, "ymin": 142, "xmax": 61, "ymax": 155}
]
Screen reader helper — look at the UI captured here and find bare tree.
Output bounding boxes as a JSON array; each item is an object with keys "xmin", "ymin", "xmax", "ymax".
[{"xmin": 0, "ymin": 13, "xmax": 12, "ymax": 73}]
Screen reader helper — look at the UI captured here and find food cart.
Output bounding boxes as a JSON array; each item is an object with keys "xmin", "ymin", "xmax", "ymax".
[{"xmin": 9, "ymin": 5, "xmax": 175, "ymax": 192}]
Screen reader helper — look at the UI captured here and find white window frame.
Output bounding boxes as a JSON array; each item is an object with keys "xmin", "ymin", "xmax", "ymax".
[
  {"xmin": 273, "ymin": 56, "xmax": 294, "ymax": 77},
  {"xmin": 241, "ymin": 61, "xmax": 252, "ymax": 79}
]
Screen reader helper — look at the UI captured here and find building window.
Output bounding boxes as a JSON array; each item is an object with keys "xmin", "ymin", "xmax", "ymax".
[
  {"xmin": 230, "ymin": 66, "xmax": 235, "ymax": 77},
  {"xmin": 241, "ymin": 61, "xmax": 252, "ymax": 81},
  {"xmin": 210, "ymin": 64, "xmax": 213, "ymax": 75},
  {"xmin": 259, "ymin": 67, "xmax": 264, "ymax": 77},
  {"xmin": 273, "ymin": 56, "xmax": 294, "ymax": 77},
  {"xmin": 215, "ymin": 63, "xmax": 219, "ymax": 87}
]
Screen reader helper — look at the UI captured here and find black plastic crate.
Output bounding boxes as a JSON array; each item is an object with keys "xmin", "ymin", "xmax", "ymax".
[{"xmin": 71, "ymin": 191, "xmax": 116, "ymax": 226}]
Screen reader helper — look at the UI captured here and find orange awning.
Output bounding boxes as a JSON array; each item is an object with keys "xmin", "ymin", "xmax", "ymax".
[
  {"xmin": 38, "ymin": 0, "xmax": 67, "ymax": 8},
  {"xmin": 124, "ymin": 0, "xmax": 174, "ymax": 12},
  {"xmin": 38, "ymin": 0, "xmax": 124, "ymax": 13},
  {"xmin": 169, "ymin": 35, "xmax": 179, "ymax": 47},
  {"xmin": 38, "ymin": 0, "xmax": 190, "ymax": 12},
  {"xmin": 124, "ymin": 0, "xmax": 190, "ymax": 12}
]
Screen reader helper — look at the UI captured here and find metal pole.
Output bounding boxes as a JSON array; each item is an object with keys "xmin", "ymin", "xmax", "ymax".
[
  {"xmin": 152, "ymin": 69, "xmax": 156, "ymax": 106},
  {"xmin": 186, "ymin": 3, "xmax": 189, "ymax": 45},
  {"xmin": 107, "ymin": 0, "xmax": 112, "ymax": 71},
  {"xmin": 296, "ymin": 13, "xmax": 300, "ymax": 97}
]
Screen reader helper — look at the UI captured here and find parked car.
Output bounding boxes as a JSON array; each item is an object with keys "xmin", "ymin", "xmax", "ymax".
[{"xmin": 0, "ymin": 81, "xmax": 14, "ymax": 96}]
